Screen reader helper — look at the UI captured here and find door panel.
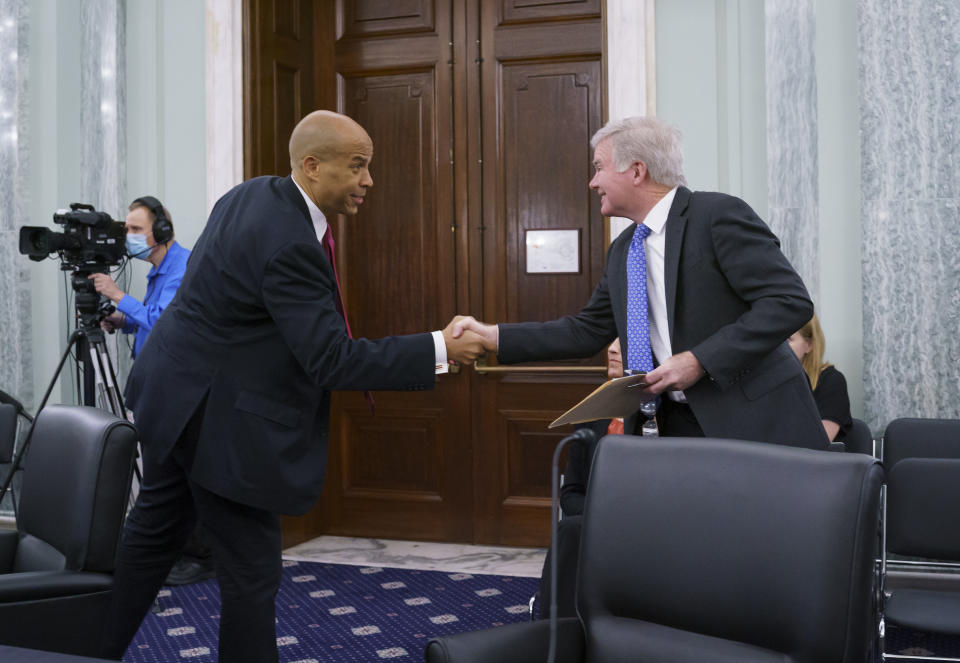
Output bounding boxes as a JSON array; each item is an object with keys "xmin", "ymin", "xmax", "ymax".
[
  {"xmin": 501, "ymin": 61, "xmax": 604, "ymax": 322},
  {"xmin": 341, "ymin": 0, "xmax": 436, "ymax": 36},
  {"xmin": 500, "ymin": 0, "xmax": 601, "ymax": 24},
  {"xmin": 339, "ymin": 71, "xmax": 441, "ymax": 336}
]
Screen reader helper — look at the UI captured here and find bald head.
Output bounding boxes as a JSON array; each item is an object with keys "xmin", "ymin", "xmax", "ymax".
[{"xmin": 289, "ymin": 110, "xmax": 371, "ymax": 171}]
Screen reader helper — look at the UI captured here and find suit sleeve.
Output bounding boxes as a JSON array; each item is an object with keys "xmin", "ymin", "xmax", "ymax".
[
  {"xmin": 690, "ymin": 196, "xmax": 814, "ymax": 386},
  {"xmin": 261, "ymin": 240, "xmax": 435, "ymax": 391}
]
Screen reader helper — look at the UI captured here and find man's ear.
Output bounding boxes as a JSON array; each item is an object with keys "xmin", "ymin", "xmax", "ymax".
[
  {"xmin": 300, "ymin": 155, "xmax": 319, "ymax": 178},
  {"xmin": 632, "ymin": 161, "xmax": 646, "ymax": 184}
]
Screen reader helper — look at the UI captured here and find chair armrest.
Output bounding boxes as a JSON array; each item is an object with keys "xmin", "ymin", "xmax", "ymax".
[
  {"xmin": 0, "ymin": 530, "xmax": 17, "ymax": 571},
  {"xmin": 425, "ymin": 618, "xmax": 584, "ymax": 663},
  {"xmin": 0, "ymin": 570, "xmax": 113, "ymax": 603}
]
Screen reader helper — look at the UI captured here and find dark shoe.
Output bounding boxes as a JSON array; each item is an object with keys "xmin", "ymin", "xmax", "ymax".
[{"xmin": 165, "ymin": 559, "xmax": 216, "ymax": 586}]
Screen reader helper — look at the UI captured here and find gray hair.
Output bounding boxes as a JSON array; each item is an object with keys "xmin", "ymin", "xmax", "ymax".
[{"xmin": 590, "ymin": 116, "xmax": 687, "ymax": 187}]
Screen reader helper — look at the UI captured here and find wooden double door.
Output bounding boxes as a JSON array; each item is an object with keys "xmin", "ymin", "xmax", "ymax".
[{"xmin": 244, "ymin": 0, "xmax": 607, "ymax": 547}]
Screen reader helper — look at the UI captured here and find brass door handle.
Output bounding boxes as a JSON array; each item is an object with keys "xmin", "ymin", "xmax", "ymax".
[{"xmin": 473, "ymin": 355, "xmax": 606, "ymax": 375}]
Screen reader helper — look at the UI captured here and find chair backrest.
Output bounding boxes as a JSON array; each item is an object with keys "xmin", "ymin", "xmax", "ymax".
[
  {"xmin": 883, "ymin": 417, "xmax": 960, "ymax": 468},
  {"xmin": 0, "ymin": 403, "xmax": 17, "ymax": 464},
  {"xmin": 882, "ymin": 417, "xmax": 960, "ymax": 559},
  {"xmin": 844, "ymin": 418, "xmax": 874, "ymax": 456},
  {"xmin": 15, "ymin": 405, "xmax": 138, "ymax": 573},
  {"xmin": 577, "ymin": 436, "xmax": 883, "ymax": 663}
]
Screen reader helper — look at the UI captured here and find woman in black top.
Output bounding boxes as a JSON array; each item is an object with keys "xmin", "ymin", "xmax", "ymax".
[{"xmin": 788, "ymin": 314, "xmax": 853, "ymax": 442}]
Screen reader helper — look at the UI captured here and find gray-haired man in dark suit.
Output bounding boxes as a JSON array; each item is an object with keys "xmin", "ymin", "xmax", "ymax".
[{"xmin": 455, "ymin": 116, "xmax": 827, "ymax": 449}]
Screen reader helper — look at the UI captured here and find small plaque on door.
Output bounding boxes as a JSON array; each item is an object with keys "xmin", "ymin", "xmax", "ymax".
[{"xmin": 525, "ymin": 229, "xmax": 580, "ymax": 274}]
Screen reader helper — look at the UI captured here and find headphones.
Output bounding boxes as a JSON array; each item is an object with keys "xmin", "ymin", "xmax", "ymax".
[{"xmin": 132, "ymin": 195, "xmax": 173, "ymax": 245}]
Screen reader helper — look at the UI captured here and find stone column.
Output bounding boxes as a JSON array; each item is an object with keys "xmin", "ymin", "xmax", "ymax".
[
  {"xmin": 0, "ymin": 0, "xmax": 31, "ymax": 408},
  {"xmin": 765, "ymin": 0, "xmax": 820, "ymax": 302},
  {"xmin": 80, "ymin": 0, "xmax": 126, "ymax": 217},
  {"xmin": 858, "ymin": 0, "xmax": 960, "ymax": 426}
]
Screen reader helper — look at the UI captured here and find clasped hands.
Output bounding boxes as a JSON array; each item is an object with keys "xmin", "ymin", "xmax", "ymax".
[{"xmin": 441, "ymin": 316, "xmax": 498, "ymax": 365}]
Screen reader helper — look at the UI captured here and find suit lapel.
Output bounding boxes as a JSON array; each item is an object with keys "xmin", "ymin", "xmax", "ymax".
[{"xmin": 664, "ymin": 187, "xmax": 692, "ymax": 334}]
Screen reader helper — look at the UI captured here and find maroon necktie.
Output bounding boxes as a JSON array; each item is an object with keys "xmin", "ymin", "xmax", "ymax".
[{"xmin": 322, "ymin": 226, "xmax": 375, "ymax": 414}]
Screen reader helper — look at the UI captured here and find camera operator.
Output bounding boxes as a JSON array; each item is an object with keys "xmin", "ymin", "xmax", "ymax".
[{"xmin": 88, "ymin": 196, "xmax": 189, "ymax": 358}]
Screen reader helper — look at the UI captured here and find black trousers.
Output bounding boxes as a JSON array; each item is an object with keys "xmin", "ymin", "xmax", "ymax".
[{"xmin": 99, "ymin": 406, "xmax": 282, "ymax": 662}]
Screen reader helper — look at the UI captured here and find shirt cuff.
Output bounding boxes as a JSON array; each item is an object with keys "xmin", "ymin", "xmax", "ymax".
[{"xmin": 431, "ymin": 330, "xmax": 448, "ymax": 374}]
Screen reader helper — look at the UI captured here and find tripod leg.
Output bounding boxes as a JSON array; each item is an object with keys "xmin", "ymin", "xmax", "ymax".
[
  {"xmin": 99, "ymin": 339, "xmax": 129, "ymax": 420},
  {"xmin": 94, "ymin": 340, "xmax": 124, "ymax": 418}
]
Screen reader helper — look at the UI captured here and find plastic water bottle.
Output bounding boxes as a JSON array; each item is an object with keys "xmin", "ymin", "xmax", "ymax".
[{"xmin": 641, "ymin": 418, "xmax": 659, "ymax": 437}]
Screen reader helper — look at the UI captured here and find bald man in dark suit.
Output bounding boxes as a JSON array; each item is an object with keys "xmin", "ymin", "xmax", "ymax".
[{"xmin": 100, "ymin": 111, "xmax": 485, "ymax": 662}]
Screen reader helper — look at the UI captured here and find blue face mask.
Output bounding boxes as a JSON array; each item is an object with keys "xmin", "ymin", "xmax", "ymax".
[{"xmin": 126, "ymin": 233, "xmax": 151, "ymax": 260}]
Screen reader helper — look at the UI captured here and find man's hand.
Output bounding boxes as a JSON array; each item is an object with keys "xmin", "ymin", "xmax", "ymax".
[
  {"xmin": 88, "ymin": 273, "xmax": 124, "ymax": 302},
  {"xmin": 442, "ymin": 316, "xmax": 486, "ymax": 365},
  {"xmin": 101, "ymin": 313, "xmax": 125, "ymax": 333},
  {"xmin": 450, "ymin": 315, "xmax": 498, "ymax": 352},
  {"xmin": 639, "ymin": 351, "xmax": 705, "ymax": 396}
]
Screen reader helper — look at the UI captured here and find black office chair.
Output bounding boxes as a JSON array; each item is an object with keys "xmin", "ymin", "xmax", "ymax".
[
  {"xmin": 879, "ymin": 417, "xmax": 960, "ymax": 661},
  {"xmin": 0, "ymin": 405, "xmax": 138, "ymax": 657},
  {"xmin": 845, "ymin": 417, "xmax": 875, "ymax": 456},
  {"xmin": 426, "ymin": 435, "xmax": 883, "ymax": 663}
]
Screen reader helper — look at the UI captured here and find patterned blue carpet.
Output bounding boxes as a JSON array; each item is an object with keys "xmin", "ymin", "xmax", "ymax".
[
  {"xmin": 123, "ymin": 559, "xmax": 538, "ymax": 661},
  {"xmin": 120, "ymin": 557, "xmax": 960, "ymax": 661}
]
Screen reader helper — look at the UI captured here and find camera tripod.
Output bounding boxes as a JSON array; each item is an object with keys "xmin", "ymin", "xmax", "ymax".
[
  {"xmin": 0, "ymin": 272, "xmax": 138, "ymax": 515},
  {"xmin": 70, "ymin": 274, "xmax": 129, "ymax": 417}
]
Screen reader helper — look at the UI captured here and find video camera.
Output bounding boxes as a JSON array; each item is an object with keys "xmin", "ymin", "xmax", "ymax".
[
  {"xmin": 19, "ymin": 203, "xmax": 128, "ymax": 328},
  {"xmin": 19, "ymin": 203, "xmax": 126, "ymax": 270}
]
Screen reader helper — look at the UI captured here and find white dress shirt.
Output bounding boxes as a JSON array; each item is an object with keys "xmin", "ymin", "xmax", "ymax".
[{"xmin": 292, "ymin": 178, "xmax": 448, "ymax": 371}]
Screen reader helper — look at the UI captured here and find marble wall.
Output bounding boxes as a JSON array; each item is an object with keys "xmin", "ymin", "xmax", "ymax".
[
  {"xmin": 80, "ymin": 0, "xmax": 125, "ymax": 218},
  {"xmin": 79, "ymin": 0, "xmax": 131, "ymax": 389},
  {"xmin": 0, "ymin": 0, "xmax": 31, "ymax": 408},
  {"xmin": 764, "ymin": 0, "xmax": 820, "ymax": 303},
  {"xmin": 858, "ymin": 0, "xmax": 960, "ymax": 426}
]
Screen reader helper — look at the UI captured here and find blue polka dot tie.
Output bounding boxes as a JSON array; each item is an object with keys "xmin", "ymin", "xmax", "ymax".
[{"xmin": 626, "ymin": 223, "xmax": 654, "ymax": 373}]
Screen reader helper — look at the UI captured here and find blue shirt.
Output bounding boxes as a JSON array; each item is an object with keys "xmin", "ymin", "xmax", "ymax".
[{"xmin": 117, "ymin": 241, "xmax": 190, "ymax": 358}]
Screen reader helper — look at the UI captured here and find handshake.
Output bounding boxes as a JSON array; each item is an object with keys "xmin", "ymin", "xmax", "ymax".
[{"xmin": 441, "ymin": 316, "xmax": 498, "ymax": 366}]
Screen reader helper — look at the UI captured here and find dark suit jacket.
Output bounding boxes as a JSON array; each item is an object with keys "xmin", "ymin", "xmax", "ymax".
[
  {"xmin": 499, "ymin": 187, "xmax": 828, "ymax": 450},
  {"xmin": 125, "ymin": 176, "xmax": 435, "ymax": 515}
]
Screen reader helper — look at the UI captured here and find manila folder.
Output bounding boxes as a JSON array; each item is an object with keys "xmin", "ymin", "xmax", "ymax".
[{"xmin": 548, "ymin": 372, "xmax": 647, "ymax": 428}]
